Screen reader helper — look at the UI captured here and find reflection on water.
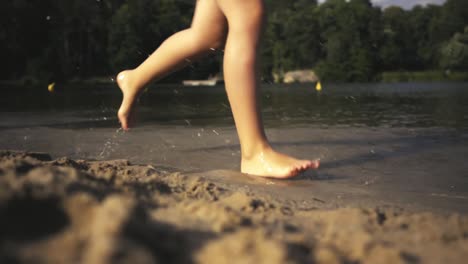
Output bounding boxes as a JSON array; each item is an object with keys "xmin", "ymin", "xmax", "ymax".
[{"xmin": 1, "ymin": 82, "xmax": 467, "ymax": 129}]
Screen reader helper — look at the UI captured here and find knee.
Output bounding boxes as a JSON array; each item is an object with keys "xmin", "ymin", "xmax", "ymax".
[{"xmin": 207, "ymin": 31, "xmax": 227, "ymax": 50}]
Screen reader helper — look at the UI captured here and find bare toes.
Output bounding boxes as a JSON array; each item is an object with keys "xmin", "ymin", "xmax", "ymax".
[
  {"xmin": 311, "ymin": 160, "xmax": 320, "ymax": 169},
  {"xmin": 303, "ymin": 161, "xmax": 312, "ymax": 170},
  {"xmin": 297, "ymin": 161, "xmax": 309, "ymax": 171},
  {"xmin": 294, "ymin": 164, "xmax": 304, "ymax": 172}
]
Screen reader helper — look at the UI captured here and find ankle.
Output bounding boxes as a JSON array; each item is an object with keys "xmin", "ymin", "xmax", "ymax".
[{"xmin": 241, "ymin": 140, "xmax": 271, "ymax": 161}]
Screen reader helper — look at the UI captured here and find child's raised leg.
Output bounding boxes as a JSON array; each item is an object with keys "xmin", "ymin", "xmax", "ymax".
[
  {"xmin": 216, "ymin": 0, "xmax": 319, "ymax": 178},
  {"xmin": 117, "ymin": 0, "xmax": 227, "ymax": 129}
]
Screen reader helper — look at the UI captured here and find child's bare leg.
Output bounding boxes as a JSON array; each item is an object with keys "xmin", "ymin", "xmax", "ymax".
[
  {"xmin": 117, "ymin": 0, "xmax": 227, "ymax": 129},
  {"xmin": 216, "ymin": 0, "xmax": 319, "ymax": 178}
]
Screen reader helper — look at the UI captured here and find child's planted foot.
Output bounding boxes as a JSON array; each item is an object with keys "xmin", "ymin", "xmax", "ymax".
[
  {"xmin": 241, "ymin": 146, "xmax": 319, "ymax": 179},
  {"xmin": 116, "ymin": 70, "xmax": 140, "ymax": 130}
]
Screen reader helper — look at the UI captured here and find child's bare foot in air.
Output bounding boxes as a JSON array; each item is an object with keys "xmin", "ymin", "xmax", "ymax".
[
  {"xmin": 241, "ymin": 145, "xmax": 319, "ymax": 179},
  {"xmin": 116, "ymin": 70, "xmax": 140, "ymax": 130}
]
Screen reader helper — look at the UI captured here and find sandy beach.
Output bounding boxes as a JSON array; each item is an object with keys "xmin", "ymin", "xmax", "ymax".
[{"xmin": 1, "ymin": 150, "xmax": 468, "ymax": 263}]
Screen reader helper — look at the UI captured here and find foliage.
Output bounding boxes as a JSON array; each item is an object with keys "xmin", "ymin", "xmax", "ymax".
[
  {"xmin": 262, "ymin": 0, "xmax": 320, "ymax": 78},
  {"xmin": 1, "ymin": 0, "xmax": 467, "ymax": 83},
  {"xmin": 381, "ymin": 70, "xmax": 468, "ymax": 82},
  {"xmin": 314, "ymin": 0, "xmax": 382, "ymax": 81},
  {"xmin": 439, "ymin": 27, "xmax": 468, "ymax": 70}
]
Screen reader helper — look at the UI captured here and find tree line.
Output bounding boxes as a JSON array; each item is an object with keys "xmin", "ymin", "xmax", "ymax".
[{"xmin": 1, "ymin": 0, "xmax": 467, "ymax": 83}]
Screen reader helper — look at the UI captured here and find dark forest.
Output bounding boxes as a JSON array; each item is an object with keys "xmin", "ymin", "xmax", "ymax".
[{"xmin": 1, "ymin": 0, "xmax": 467, "ymax": 83}]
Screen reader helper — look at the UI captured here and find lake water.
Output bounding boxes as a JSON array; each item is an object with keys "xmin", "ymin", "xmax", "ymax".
[
  {"xmin": 1, "ymin": 82, "xmax": 468, "ymax": 213},
  {"xmin": 1, "ymin": 82, "xmax": 468, "ymax": 129}
]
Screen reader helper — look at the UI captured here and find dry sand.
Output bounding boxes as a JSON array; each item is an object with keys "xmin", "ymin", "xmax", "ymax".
[{"xmin": 1, "ymin": 150, "xmax": 468, "ymax": 264}]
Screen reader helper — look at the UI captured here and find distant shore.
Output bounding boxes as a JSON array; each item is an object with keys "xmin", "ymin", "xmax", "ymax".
[
  {"xmin": 380, "ymin": 71, "xmax": 468, "ymax": 82},
  {"xmin": 2, "ymin": 70, "xmax": 468, "ymax": 87}
]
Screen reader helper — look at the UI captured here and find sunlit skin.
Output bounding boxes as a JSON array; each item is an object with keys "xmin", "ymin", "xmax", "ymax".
[{"xmin": 117, "ymin": 0, "xmax": 319, "ymax": 178}]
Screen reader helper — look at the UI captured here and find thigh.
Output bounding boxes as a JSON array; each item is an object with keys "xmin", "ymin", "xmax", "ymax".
[
  {"xmin": 215, "ymin": 0, "xmax": 265, "ymax": 33},
  {"xmin": 191, "ymin": 0, "xmax": 227, "ymax": 40}
]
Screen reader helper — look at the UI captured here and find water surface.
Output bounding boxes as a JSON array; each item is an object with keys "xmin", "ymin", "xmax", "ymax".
[{"xmin": 1, "ymin": 82, "xmax": 467, "ymax": 129}]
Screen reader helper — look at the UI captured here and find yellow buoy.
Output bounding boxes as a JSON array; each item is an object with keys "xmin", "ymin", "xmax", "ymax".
[
  {"xmin": 48, "ymin": 82, "xmax": 55, "ymax": 93},
  {"xmin": 315, "ymin": 81, "xmax": 322, "ymax": 92}
]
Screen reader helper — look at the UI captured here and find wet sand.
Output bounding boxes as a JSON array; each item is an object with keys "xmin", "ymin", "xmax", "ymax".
[
  {"xmin": 1, "ymin": 123, "xmax": 468, "ymax": 214},
  {"xmin": 1, "ymin": 150, "xmax": 468, "ymax": 263}
]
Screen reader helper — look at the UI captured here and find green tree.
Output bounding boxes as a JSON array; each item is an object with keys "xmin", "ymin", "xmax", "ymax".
[
  {"xmin": 380, "ymin": 6, "xmax": 416, "ymax": 70},
  {"xmin": 440, "ymin": 27, "xmax": 468, "ymax": 70},
  {"xmin": 432, "ymin": 0, "xmax": 468, "ymax": 43},
  {"xmin": 0, "ymin": 0, "xmax": 54, "ymax": 81},
  {"xmin": 408, "ymin": 4, "xmax": 442, "ymax": 69},
  {"xmin": 427, "ymin": 0, "xmax": 468, "ymax": 69},
  {"xmin": 108, "ymin": 0, "xmax": 194, "ymax": 78},
  {"xmin": 262, "ymin": 0, "xmax": 320, "ymax": 79},
  {"xmin": 50, "ymin": 0, "xmax": 112, "ymax": 78},
  {"xmin": 315, "ymin": 0, "xmax": 382, "ymax": 81},
  {"xmin": 1, "ymin": 0, "xmax": 465, "ymax": 83}
]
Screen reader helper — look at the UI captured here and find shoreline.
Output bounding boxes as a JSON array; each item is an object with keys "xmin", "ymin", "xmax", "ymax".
[
  {"xmin": 1, "ymin": 70, "xmax": 468, "ymax": 87},
  {"xmin": 1, "ymin": 150, "xmax": 468, "ymax": 263}
]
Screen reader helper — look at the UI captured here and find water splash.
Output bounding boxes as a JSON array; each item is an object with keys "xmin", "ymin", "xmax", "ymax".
[
  {"xmin": 184, "ymin": 58, "xmax": 195, "ymax": 69},
  {"xmin": 98, "ymin": 128, "xmax": 124, "ymax": 159}
]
